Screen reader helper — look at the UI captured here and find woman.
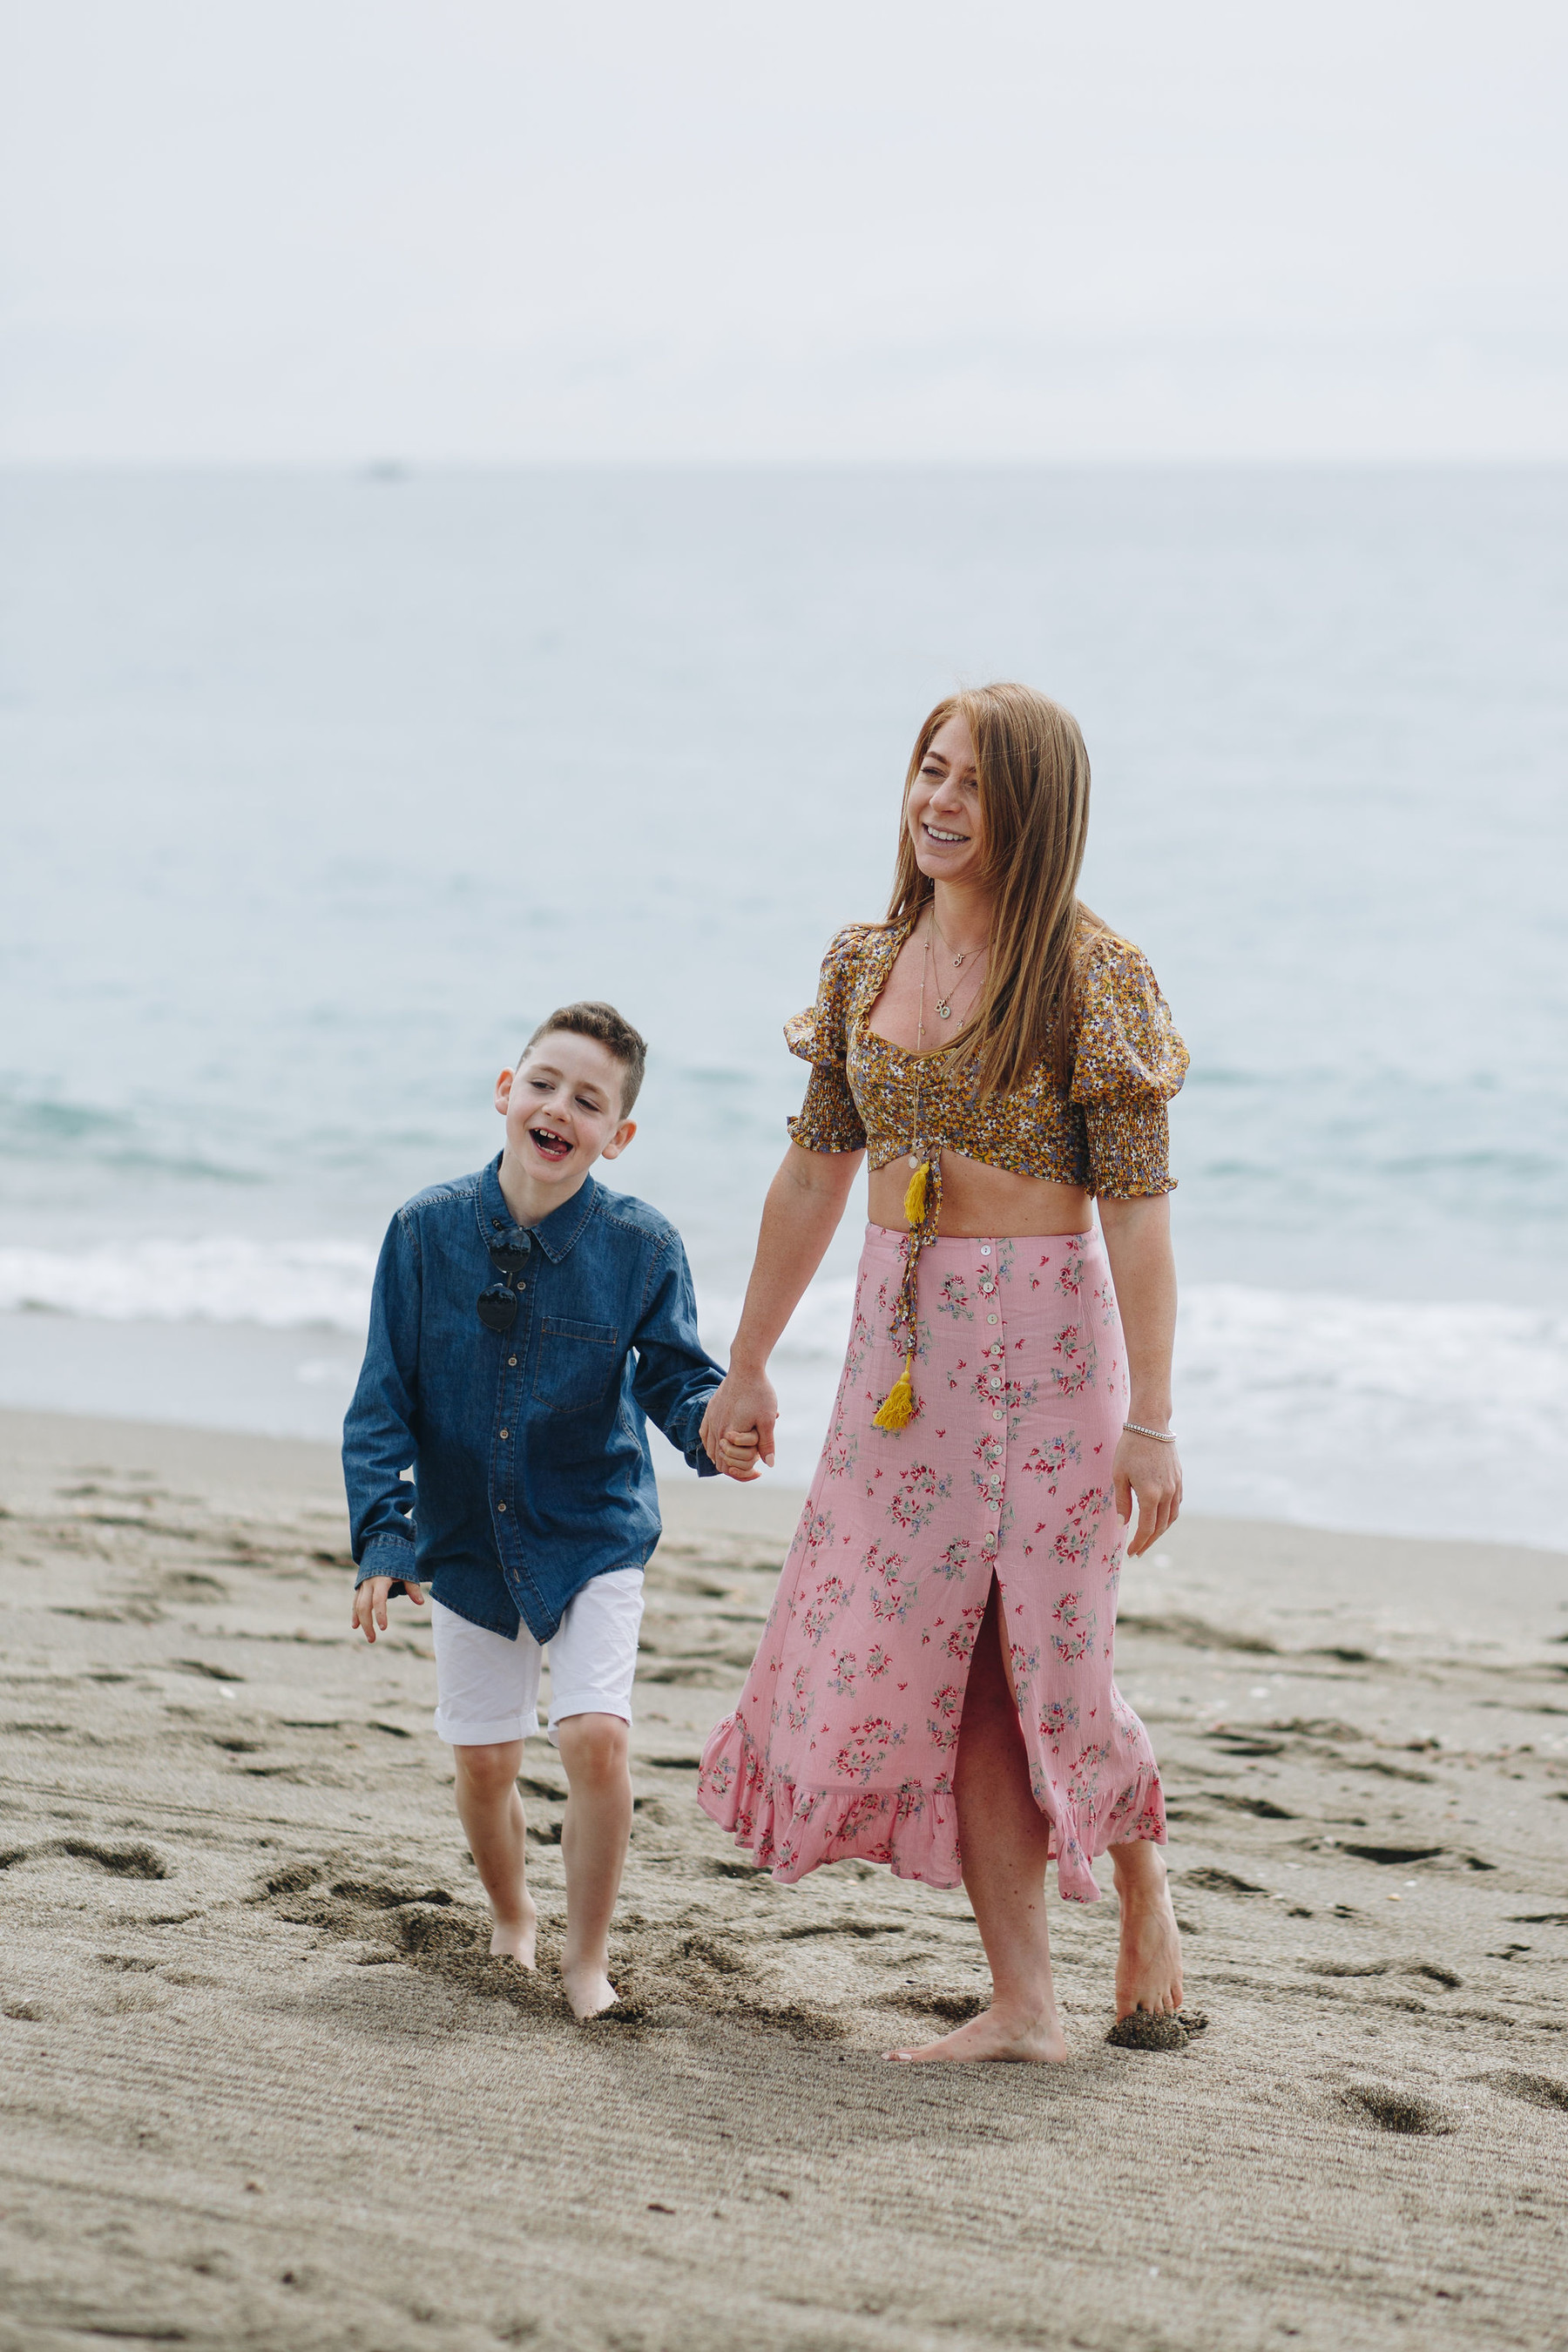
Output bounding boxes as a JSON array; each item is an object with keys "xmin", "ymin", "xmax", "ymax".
[{"xmin": 699, "ymin": 684, "xmax": 1187, "ymax": 2063}]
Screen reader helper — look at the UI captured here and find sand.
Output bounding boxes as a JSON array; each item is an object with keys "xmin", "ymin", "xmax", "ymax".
[{"xmin": 2, "ymin": 1404, "xmax": 1566, "ymax": 2352}]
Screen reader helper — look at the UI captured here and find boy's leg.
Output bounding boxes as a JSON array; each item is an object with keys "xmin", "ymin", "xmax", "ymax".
[
  {"xmin": 430, "ymin": 1597, "xmax": 544, "ymax": 1968},
  {"xmin": 555, "ymin": 1713, "xmax": 632, "ymax": 2017},
  {"xmin": 546, "ymin": 1567, "xmax": 644, "ymax": 2019},
  {"xmin": 453, "ymin": 1740, "xmax": 538, "ymax": 1966}
]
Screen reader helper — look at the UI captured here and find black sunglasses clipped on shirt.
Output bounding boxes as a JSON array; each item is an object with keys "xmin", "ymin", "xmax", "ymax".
[{"xmin": 476, "ymin": 1227, "xmax": 532, "ymax": 1333}]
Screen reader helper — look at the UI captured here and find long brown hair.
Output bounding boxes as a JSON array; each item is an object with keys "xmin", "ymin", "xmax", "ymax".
[{"xmin": 885, "ymin": 683, "xmax": 1107, "ymax": 1095}]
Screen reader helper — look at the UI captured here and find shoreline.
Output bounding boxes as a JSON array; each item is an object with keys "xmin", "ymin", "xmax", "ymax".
[
  {"xmin": 4, "ymin": 1289, "xmax": 1567, "ymax": 1553},
  {"xmin": 3, "ymin": 1400, "xmax": 1566, "ymax": 1570},
  {"xmin": 2, "ymin": 1402, "xmax": 1566, "ymax": 2349}
]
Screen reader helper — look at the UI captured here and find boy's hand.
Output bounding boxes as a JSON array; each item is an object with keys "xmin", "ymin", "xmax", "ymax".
[
  {"xmin": 352, "ymin": 1576, "xmax": 426, "ymax": 1642},
  {"xmin": 713, "ymin": 1428, "xmax": 762, "ymax": 1483}
]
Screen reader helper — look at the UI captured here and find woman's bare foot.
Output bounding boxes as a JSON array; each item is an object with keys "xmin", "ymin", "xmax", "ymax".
[
  {"xmin": 489, "ymin": 1889, "xmax": 538, "ymax": 1969},
  {"xmin": 887, "ymin": 2004, "xmax": 1067, "ymax": 2065},
  {"xmin": 1111, "ymin": 1842, "xmax": 1183, "ymax": 2019},
  {"xmin": 562, "ymin": 1961, "xmax": 618, "ymax": 2021}
]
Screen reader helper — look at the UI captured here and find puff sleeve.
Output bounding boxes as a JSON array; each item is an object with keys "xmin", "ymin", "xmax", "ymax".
[
  {"xmin": 784, "ymin": 926, "xmax": 870, "ymax": 1154},
  {"xmin": 1070, "ymin": 936, "xmax": 1188, "ymax": 1197}
]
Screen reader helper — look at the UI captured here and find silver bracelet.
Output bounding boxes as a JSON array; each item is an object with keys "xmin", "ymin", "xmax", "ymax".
[{"xmin": 1124, "ymin": 1421, "xmax": 1175, "ymax": 1444}]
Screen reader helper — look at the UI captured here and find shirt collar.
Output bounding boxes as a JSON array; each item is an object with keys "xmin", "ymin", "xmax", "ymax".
[{"xmin": 476, "ymin": 1155, "xmax": 599, "ymax": 1264}]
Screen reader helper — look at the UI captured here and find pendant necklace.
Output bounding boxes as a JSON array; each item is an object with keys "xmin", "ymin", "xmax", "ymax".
[{"xmin": 929, "ymin": 908, "xmax": 987, "ymax": 1021}]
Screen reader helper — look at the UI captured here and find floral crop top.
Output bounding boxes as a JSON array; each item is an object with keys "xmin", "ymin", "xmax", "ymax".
[{"xmin": 785, "ymin": 919, "xmax": 1187, "ymax": 1200}]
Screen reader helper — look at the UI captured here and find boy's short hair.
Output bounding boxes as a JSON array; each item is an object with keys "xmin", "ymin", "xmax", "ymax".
[{"xmin": 520, "ymin": 1002, "xmax": 647, "ymax": 1117}]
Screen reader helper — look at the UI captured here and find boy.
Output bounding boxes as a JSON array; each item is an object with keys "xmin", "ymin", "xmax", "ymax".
[{"xmin": 345, "ymin": 1001, "xmax": 752, "ymax": 2017}]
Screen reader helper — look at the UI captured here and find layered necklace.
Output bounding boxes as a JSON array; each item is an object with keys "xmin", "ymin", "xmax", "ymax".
[{"xmin": 927, "ymin": 906, "xmax": 988, "ymax": 1025}]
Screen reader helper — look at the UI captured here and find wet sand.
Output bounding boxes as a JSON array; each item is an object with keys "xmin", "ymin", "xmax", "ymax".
[{"xmin": 2, "ymin": 1404, "xmax": 1566, "ymax": 2352}]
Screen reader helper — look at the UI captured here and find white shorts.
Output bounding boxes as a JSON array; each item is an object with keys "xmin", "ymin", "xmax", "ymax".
[{"xmin": 429, "ymin": 1571, "xmax": 645, "ymax": 1749}]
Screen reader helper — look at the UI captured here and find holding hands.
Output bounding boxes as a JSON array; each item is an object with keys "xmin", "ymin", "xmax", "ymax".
[
  {"xmin": 350, "ymin": 1376, "xmax": 766, "ymax": 1653},
  {"xmin": 713, "ymin": 1427, "xmax": 762, "ymax": 1479},
  {"xmin": 702, "ymin": 1367, "xmax": 778, "ymax": 1484}
]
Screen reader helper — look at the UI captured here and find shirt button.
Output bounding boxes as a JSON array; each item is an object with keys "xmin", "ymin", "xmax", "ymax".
[
  {"xmin": 496, "ymin": 1501, "xmax": 506, "ymax": 1512},
  {"xmin": 983, "ymin": 1531, "xmax": 997, "ymax": 1551},
  {"xmin": 508, "ymin": 1356, "xmax": 517, "ymax": 1367},
  {"xmin": 992, "ymin": 1409, "xmax": 1004, "ymax": 1422},
  {"xmin": 979, "ymin": 1246, "xmax": 991, "ymax": 1256},
  {"xmin": 499, "ymin": 1429, "xmax": 509, "ymax": 1440},
  {"xmin": 987, "ymin": 1313, "xmax": 998, "ymax": 1324}
]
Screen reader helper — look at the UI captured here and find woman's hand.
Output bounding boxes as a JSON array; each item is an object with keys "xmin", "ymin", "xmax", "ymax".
[
  {"xmin": 700, "ymin": 1367, "xmax": 780, "ymax": 1474},
  {"xmin": 1112, "ymin": 1429, "xmax": 1181, "ymax": 1558}
]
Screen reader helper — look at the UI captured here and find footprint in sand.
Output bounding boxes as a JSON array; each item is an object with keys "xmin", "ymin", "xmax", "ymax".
[
  {"xmin": 1339, "ymin": 2085, "xmax": 1455, "ymax": 2135},
  {"xmin": 57, "ymin": 1838, "xmax": 167, "ymax": 1880},
  {"xmin": 1105, "ymin": 2008, "xmax": 1209, "ymax": 2052},
  {"xmin": 1478, "ymin": 2071, "xmax": 1568, "ymax": 2114}
]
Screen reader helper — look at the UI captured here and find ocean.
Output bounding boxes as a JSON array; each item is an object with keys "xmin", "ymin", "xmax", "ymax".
[{"xmin": 2, "ymin": 466, "xmax": 1564, "ymax": 1545}]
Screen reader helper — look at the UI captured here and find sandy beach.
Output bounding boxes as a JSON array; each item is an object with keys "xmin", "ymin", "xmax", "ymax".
[{"xmin": 2, "ymin": 1404, "xmax": 1566, "ymax": 2351}]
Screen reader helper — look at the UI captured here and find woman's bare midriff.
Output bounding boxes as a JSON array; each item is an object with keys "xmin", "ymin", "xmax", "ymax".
[{"xmin": 866, "ymin": 1151, "xmax": 1092, "ymax": 1240}]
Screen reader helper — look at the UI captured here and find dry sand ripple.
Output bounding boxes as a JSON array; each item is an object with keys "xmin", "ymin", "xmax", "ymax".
[{"xmin": 2, "ymin": 1407, "xmax": 1567, "ymax": 2352}]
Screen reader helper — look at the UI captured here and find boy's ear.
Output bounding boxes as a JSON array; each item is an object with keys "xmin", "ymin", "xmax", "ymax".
[
  {"xmin": 599, "ymin": 1117, "xmax": 637, "ymax": 1161},
  {"xmin": 495, "ymin": 1068, "xmax": 515, "ymax": 1117}
]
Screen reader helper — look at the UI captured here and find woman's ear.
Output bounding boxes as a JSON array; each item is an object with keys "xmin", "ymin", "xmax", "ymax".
[
  {"xmin": 494, "ymin": 1069, "xmax": 515, "ymax": 1118},
  {"xmin": 600, "ymin": 1118, "xmax": 638, "ymax": 1161}
]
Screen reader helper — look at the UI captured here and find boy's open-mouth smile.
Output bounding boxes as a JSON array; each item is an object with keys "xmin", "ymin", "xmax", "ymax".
[{"xmin": 529, "ymin": 1127, "xmax": 573, "ymax": 1162}]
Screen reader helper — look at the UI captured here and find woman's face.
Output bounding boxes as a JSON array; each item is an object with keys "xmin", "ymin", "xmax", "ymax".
[{"xmin": 906, "ymin": 711, "xmax": 984, "ymax": 888}]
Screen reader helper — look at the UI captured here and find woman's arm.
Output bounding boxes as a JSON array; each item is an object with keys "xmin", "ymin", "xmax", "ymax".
[
  {"xmin": 1097, "ymin": 1193, "xmax": 1182, "ymax": 1557},
  {"xmin": 700, "ymin": 1142, "xmax": 864, "ymax": 1474}
]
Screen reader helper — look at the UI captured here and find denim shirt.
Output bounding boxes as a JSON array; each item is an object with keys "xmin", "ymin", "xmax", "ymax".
[{"xmin": 343, "ymin": 1158, "xmax": 721, "ymax": 1644}]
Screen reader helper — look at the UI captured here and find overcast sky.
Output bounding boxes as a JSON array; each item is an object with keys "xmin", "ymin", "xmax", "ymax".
[{"xmin": 3, "ymin": 0, "xmax": 1564, "ymax": 462}]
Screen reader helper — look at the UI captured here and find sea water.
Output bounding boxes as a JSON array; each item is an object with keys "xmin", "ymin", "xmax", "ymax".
[{"xmin": 2, "ymin": 468, "xmax": 1564, "ymax": 1546}]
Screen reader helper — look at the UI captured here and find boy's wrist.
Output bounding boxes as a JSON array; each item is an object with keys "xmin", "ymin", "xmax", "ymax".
[{"xmin": 355, "ymin": 1536, "xmax": 417, "ymax": 1586}]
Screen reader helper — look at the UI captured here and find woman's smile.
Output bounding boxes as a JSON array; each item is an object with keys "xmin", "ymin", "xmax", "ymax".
[{"xmin": 907, "ymin": 711, "xmax": 985, "ymax": 879}]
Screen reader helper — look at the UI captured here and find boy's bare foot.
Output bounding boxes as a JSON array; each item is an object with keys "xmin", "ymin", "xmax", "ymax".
[
  {"xmin": 562, "ymin": 1961, "xmax": 618, "ymax": 2020},
  {"xmin": 886, "ymin": 2004, "xmax": 1067, "ymax": 2064},
  {"xmin": 1112, "ymin": 1842, "xmax": 1184, "ymax": 2019},
  {"xmin": 489, "ymin": 1890, "xmax": 538, "ymax": 1969}
]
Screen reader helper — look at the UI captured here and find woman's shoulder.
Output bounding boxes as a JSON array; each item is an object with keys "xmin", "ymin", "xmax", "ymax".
[
  {"xmin": 1074, "ymin": 917, "xmax": 1159, "ymax": 984},
  {"xmin": 1070, "ymin": 917, "xmax": 1186, "ymax": 1098},
  {"xmin": 822, "ymin": 917, "xmax": 898, "ymax": 963},
  {"xmin": 813, "ymin": 919, "xmax": 903, "ymax": 994},
  {"xmin": 787, "ymin": 921, "xmax": 898, "ymax": 1063}
]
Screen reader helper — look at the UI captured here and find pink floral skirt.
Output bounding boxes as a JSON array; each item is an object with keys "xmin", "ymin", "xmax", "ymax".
[{"xmin": 698, "ymin": 1223, "xmax": 1166, "ymax": 1901}]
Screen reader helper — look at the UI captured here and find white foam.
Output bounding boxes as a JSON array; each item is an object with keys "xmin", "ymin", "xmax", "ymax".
[
  {"xmin": 3, "ymin": 1240, "xmax": 1562, "ymax": 1546},
  {"xmin": 1172, "ymin": 1283, "xmax": 1568, "ymax": 1548},
  {"xmin": 0, "ymin": 1239, "xmax": 376, "ymax": 1331}
]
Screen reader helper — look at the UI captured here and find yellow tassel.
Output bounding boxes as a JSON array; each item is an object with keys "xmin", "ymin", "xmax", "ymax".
[
  {"xmin": 902, "ymin": 1159, "xmax": 929, "ymax": 1226},
  {"xmin": 873, "ymin": 1349, "xmax": 916, "ymax": 1431}
]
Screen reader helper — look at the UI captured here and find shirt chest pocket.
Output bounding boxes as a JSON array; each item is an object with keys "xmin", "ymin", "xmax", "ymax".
[{"xmin": 532, "ymin": 1315, "xmax": 620, "ymax": 1414}]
